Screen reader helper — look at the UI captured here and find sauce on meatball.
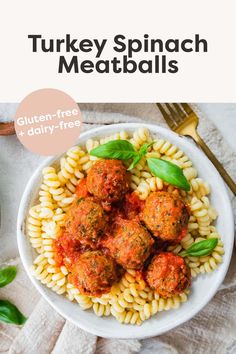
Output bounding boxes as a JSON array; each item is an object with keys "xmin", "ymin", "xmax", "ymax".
[
  {"xmin": 86, "ymin": 159, "xmax": 130, "ymax": 209},
  {"xmin": 69, "ymin": 250, "xmax": 121, "ymax": 296},
  {"xmin": 141, "ymin": 191, "xmax": 189, "ymax": 242},
  {"xmin": 65, "ymin": 198, "xmax": 108, "ymax": 248},
  {"xmin": 102, "ymin": 219, "xmax": 154, "ymax": 270},
  {"xmin": 53, "ymin": 231, "xmax": 84, "ymax": 270},
  {"xmin": 145, "ymin": 252, "xmax": 191, "ymax": 297},
  {"xmin": 75, "ymin": 178, "xmax": 90, "ymax": 198}
]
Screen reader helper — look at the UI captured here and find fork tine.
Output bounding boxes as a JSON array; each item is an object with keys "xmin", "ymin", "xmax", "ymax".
[
  {"xmin": 165, "ymin": 103, "xmax": 181, "ymax": 124},
  {"xmin": 156, "ymin": 103, "xmax": 176, "ymax": 129},
  {"xmin": 173, "ymin": 103, "xmax": 186, "ymax": 120},
  {"xmin": 180, "ymin": 103, "xmax": 193, "ymax": 115}
]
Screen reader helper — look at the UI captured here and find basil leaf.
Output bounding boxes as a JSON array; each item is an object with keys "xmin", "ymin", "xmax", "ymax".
[
  {"xmin": 147, "ymin": 157, "xmax": 190, "ymax": 191},
  {"xmin": 127, "ymin": 155, "xmax": 142, "ymax": 171},
  {"xmin": 139, "ymin": 142, "xmax": 155, "ymax": 156},
  {"xmin": 90, "ymin": 140, "xmax": 137, "ymax": 160},
  {"xmin": 0, "ymin": 300, "xmax": 27, "ymax": 325},
  {"xmin": 0, "ymin": 266, "xmax": 17, "ymax": 288},
  {"xmin": 180, "ymin": 238, "xmax": 218, "ymax": 257},
  {"xmin": 127, "ymin": 142, "xmax": 154, "ymax": 170}
]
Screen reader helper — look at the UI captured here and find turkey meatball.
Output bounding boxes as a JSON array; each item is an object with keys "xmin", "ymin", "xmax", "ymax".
[
  {"xmin": 146, "ymin": 252, "xmax": 191, "ymax": 297},
  {"xmin": 70, "ymin": 251, "xmax": 119, "ymax": 296},
  {"xmin": 103, "ymin": 219, "xmax": 154, "ymax": 270},
  {"xmin": 86, "ymin": 160, "xmax": 130, "ymax": 207},
  {"xmin": 65, "ymin": 198, "xmax": 108, "ymax": 248},
  {"xmin": 141, "ymin": 191, "xmax": 189, "ymax": 242}
]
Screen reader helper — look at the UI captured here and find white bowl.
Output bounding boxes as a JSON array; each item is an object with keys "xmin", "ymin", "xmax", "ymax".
[{"xmin": 17, "ymin": 122, "xmax": 234, "ymax": 339}]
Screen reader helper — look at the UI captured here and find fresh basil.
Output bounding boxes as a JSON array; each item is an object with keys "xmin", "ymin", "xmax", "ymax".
[
  {"xmin": 180, "ymin": 238, "xmax": 218, "ymax": 257},
  {"xmin": 0, "ymin": 266, "xmax": 17, "ymax": 288},
  {"xmin": 127, "ymin": 142, "xmax": 155, "ymax": 170},
  {"xmin": 90, "ymin": 140, "xmax": 137, "ymax": 160},
  {"xmin": 90, "ymin": 140, "xmax": 155, "ymax": 171},
  {"xmin": 127, "ymin": 155, "xmax": 142, "ymax": 171},
  {"xmin": 139, "ymin": 142, "xmax": 155, "ymax": 155},
  {"xmin": 0, "ymin": 267, "xmax": 27, "ymax": 325},
  {"xmin": 147, "ymin": 157, "xmax": 190, "ymax": 191},
  {"xmin": 0, "ymin": 300, "xmax": 27, "ymax": 325}
]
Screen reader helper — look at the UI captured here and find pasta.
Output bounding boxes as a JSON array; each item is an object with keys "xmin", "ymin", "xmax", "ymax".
[
  {"xmin": 26, "ymin": 128, "xmax": 224, "ymax": 325},
  {"xmin": 152, "ymin": 138, "xmax": 192, "ymax": 169},
  {"xmin": 42, "ymin": 167, "xmax": 74, "ymax": 211},
  {"xmin": 135, "ymin": 176, "xmax": 164, "ymax": 200},
  {"xmin": 27, "ymin": 205, "xmax": 43, "ymax": 253},
  {"xmin": 31, "ymin": 253, "xmax": 68, "ymax": 294},
  {"xmin": 100, "ymin": 131, "xmax": 129, "ymax": 145},
  {"xmin": 130, "ymin": 127, "xmax": 151, "ymax": 149},
  {"xmin": 58, "ymin": 146, "xmax": 84, "ymax": 185}
]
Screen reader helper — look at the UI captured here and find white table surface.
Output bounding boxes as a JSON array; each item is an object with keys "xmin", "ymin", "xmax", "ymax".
[{"xmin": 0, "ymin": 103, "xmax": 235, "ymax": 263}]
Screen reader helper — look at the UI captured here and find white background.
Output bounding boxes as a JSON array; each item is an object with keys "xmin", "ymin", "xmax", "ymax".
[{"xmin": 0, "ymin": 0, "xmax": 236, "ymax": 102}]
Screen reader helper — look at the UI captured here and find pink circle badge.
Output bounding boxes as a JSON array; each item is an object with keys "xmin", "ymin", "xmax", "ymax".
[{"xmin": 15, "ymin": 89, "xmax": 82, "ymax": 156}]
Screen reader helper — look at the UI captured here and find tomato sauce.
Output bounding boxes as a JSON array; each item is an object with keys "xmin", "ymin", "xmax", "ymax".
[
  {"xmin": 75, "ymin": 178, "xmax": 90, "ymax": 198},
  {"xmin": 53, "ymin": 231, "xmax": 87, "ymax": 271},
  {"xmin": 122, "ymin": 192, "xmax": 145, "ymax": 220},
  {"xmin": 110, "ymin": 191, "xmax": 145, "ymax": 222}
]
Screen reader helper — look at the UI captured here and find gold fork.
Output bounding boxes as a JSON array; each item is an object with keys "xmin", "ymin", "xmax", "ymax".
[{"xmin": 156, "ymin": 103, "xmax": 236, "ymax": 196}]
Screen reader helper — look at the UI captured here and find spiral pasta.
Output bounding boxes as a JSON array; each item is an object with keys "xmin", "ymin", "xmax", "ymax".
[
  {"xmin": 57, "ymin": 147, "xmax": 86, "ymax": 199},
  {"xmin": 27, "ymin": 205, "xmax": 43, "ymax": 253},
  {"xmin": 40, "ymin": 167, "xmax": 74, "ymax": 214},
  {"xmin": 85, "ymin": 139, "xmax": 100, "ymax": 164},
  {"xmin": 100, "ymin": 131, "xmax": 129, "ymax": 145},
  {"xmin": 31, "ymin": 254, "xmax": 68, "ymax": 294},
  {"xmin": 93, "ymin": 303, "xmax": 111, "ymax": 317},
  {"xmin": 189, "ymin": 178, "xmax": 210, "ymax": 199},
  {"xmin": 130, "ymin": 127, "xmax": 151, "ymax": 149},
  {"xmin": 27, "ymin": 128, "xmax": 224, "ymax": 325},
  {"xmin": 66, "ymin": 283, "xmax": 93, "ymax": 309},
  {"xmin": 38, "ymin": 167, "xmax": 56, "ymax": 219},
  {"xmin": 135, "ymin": 176, "xmax": 164, "ymax": 200},
  {"xmin": 58, "ymin": 146, "xmax": 84, "ymax": 182},
  {"xmin": 152, "ymin": 138, "xmax": 192, "ymax": 169},
  {"xmin": 53, "ymin": 208, "xmax": 66, "ymax": 227}
]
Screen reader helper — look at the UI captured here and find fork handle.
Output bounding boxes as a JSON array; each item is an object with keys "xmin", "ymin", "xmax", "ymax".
[{"xmin": 191, "ymin": 132, "xmax": 236, "ymax": 195}]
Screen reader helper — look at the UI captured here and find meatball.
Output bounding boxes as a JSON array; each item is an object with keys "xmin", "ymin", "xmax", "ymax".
[
  {"xmin": 103, "ymin": 219, "xmax": 154, "ymax": 269},
  {"xmin": 141, "ymin": 191, "xmax": 189, "ymax": 242},
  {"xmin": 70, "ymin": 251, "xmax": 119, "ymax": 296},
  {"xmin": 86, "ymin": 160, "xmax": 130, "ymax": 206},
  {"xmin": 146, "ymin": 252, "xmax": 191, "ymax": 297},
  {"xmin": 65, "ymin": 198, "xmax": 108, "ymax": 248}
]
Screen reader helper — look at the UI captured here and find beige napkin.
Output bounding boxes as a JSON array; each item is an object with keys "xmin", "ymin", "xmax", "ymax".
[{"xmin": 0, "ymin": 104, "xmax": 235, "ymax": 354}]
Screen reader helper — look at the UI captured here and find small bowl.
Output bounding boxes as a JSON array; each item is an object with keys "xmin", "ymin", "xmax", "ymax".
[{"xmin": 17, "ymin": 122, "xmax": 234, "ymax": 339}]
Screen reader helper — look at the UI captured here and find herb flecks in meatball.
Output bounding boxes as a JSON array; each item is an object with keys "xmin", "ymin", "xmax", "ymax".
[
  {"xmin": 65, "ymin": 198, "xmax": 108, "ymax": 248},
  {"xmin": 146, "ymin": 252, "xmax": 191, "ymax": 298},
  {"xmin": 70, "ymin": 251, "xmax": 119, "ymax": 296},
  {"xmin": 86, "ymin": 160, "xmax": 130, "ymax": 207},
  {"xmin": 141, "ymin": 191, "xmax": 189, "ymax": 242},
  {"xmin": 103, "ymin": 219, "xmax": 154, "ymax": 270}
]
